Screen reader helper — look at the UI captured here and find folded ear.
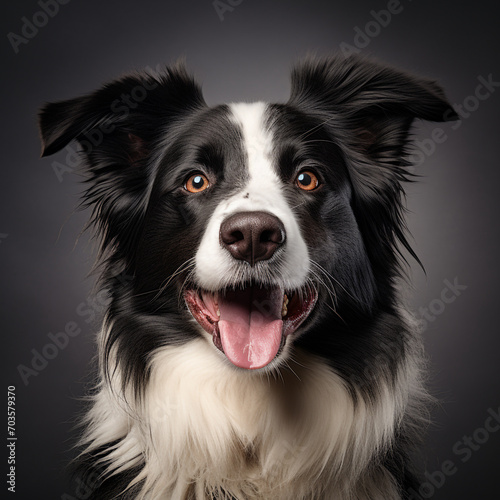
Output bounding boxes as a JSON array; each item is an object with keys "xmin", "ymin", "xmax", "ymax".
[
  {"xmin": 288, "ymin": 55, "xmax": 458, "ymax": 173},
  {"xmin": 38, "ymin": 64, "xmax": 206, "ymax": 270},
  {"xmin": 288, "ymin": 55, "xmax": 458, "ymax": 271},
  {"xmin": 39, "ymin": 63, "xmax": 205, "ymax": 157},
  {"xmin": 289, "ymin": 55, "xmax": 458, "ymax": 120}
]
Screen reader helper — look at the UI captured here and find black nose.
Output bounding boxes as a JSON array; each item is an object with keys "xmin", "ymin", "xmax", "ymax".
[{"xmin": 219, "ymin": 211, "xmax": 286, "ymax": 266}]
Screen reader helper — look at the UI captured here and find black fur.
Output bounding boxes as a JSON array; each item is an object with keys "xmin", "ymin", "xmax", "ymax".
[{"xmin": 39, "ymin": 54, "xmax": 457, "ymax": 498}]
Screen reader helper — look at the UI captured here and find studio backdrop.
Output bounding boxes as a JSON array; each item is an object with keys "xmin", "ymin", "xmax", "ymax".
[{"xmin": 2, "ymin": 0, "xmax": 499, "ymax": 498}]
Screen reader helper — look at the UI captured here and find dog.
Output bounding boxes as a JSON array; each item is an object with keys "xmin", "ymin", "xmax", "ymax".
[{"xmin": 38, "ymin": 54, "xmax": 457, "ymax": 499}]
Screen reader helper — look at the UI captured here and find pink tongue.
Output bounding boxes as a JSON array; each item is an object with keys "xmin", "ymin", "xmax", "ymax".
[{"xmin": 218, "ymin": 286, "xmax": 283, "ymax": 369}]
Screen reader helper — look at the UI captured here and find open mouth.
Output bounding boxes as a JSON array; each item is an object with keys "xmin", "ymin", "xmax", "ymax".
[{"xmin": 184, "ymin": 283, "xmax": 317, "ymax": 370}]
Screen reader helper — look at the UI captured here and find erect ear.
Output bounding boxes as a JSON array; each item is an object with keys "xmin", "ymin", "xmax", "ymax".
[
  {"xmin": 287, "ymin": 54, "xmax": 458, "ymax": 268},
  {"xmin": 38, "ymin": 63, "xmax": 206, "ymax": 266}
]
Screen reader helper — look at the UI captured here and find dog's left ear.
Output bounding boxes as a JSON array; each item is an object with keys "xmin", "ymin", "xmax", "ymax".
[
  {"xmin": 288, "ymin": 55, "xmax": 458, "ymax": 267},
  {"xmin": 288, "ymin": 55, "xmax": 458, "ymax": 179}
]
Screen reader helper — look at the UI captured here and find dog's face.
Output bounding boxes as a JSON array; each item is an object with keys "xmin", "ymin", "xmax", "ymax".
[
  {"xmin": 39, "ymin": 57, "xmax": 457, "ymax": 374},
  {"xmin": 135, "ymin": 101, "xmax": 363, "ymax": 370}
]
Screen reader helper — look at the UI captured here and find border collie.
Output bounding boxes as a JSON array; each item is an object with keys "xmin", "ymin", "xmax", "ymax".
[{"xmin": 38, "ymin": 55, "xmax": 457, "ymax": 499}]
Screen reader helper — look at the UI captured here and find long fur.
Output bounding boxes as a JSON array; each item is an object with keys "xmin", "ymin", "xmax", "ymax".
[{"xmin": 38, "ymin": 54, "xmax": 457, "ymax": 499}]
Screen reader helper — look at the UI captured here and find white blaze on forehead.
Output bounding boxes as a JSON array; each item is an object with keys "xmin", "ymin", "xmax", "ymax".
[
  {"xmin": 231, "ymin": 102, "xmax": 274, "ymax": 182},
  {"xmin": 194, "ymin": 101, "xmax": 309, "ymax": 291}
]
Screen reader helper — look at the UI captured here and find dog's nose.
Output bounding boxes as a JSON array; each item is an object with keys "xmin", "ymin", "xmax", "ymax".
[{"xmin": 220, "ymin": 211, "xmax": 286, "ymax": 266}]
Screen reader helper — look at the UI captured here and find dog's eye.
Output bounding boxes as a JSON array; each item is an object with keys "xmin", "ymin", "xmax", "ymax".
[
  {"xmin": 295, "ymin": 170, "xmax": 320, "ymax": 191},
  {"xmin": 184, "ymin": 173, "xmax": 210, "ymax": 193}
]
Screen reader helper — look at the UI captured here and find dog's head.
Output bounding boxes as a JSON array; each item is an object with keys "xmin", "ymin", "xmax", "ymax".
[{"xmin": 39, "ymin": 56, "xmax": 457, "ymax": 374}]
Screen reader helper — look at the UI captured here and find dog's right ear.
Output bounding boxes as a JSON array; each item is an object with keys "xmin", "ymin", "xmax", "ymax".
[
  {"xmin": 38, "ymin": 64, "xmax": 206, "ymax": 265},
  {"xmin": 38, "ymin": 63, "xmax": 205, "ymax": 158}
]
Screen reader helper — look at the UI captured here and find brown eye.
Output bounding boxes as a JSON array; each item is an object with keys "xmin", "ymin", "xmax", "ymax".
[
  {"xmin": 295, "ymin": 170, "xmax": 320, "ymax": 191},
  {"xmin": 184, "ymin": 173, "xmax": 210, "ymax": 193}
]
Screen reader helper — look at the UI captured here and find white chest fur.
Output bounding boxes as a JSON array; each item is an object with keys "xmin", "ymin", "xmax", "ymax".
[{"xmin": 84, "ymin": 337, "xmax": 408, "ymax": 499}]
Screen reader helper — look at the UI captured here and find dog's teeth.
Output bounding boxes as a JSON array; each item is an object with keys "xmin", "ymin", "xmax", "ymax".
[
  {"xmin": 282, "ymin": 294, "xmax": 288, "ymax": 317},
  {"xmin": 217, "ymin": 308, "xmax": 220, "ymax": 318}
]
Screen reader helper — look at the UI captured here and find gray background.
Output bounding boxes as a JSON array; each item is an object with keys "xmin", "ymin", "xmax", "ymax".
[{"xmin": 2, "ymin": 0, "xmax": 499, "ymax": 498}]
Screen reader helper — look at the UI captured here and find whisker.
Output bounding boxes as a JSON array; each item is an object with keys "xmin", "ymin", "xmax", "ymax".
[
  {"xmin": 281, "ymin": 358, "xmax": 301, "ymax": 382},
  {"xmin": 288, "ymin": 200, "xmax": 308, "ymax": 211},
  {"xmin": 300, "ymin": 138, "xmax": 339, "ymax": 147},
  {"xmin": 308, "ymin": 261, "xmax": 347, "ymax": 323},
  {"xmin": 295, "ymin": 115, "xmax": 338, "ymax": 142},
  {"xmin": 177, "ymin": 268, "xmax": 197, "ymax": 307},
  {"xmin": 308, "ymin": 267, "xmax": 337, "ymax": 306},
  {"xmin": 148, "ymin": 259, "xmax": 197, "ymax": 315},
  {"xmin": 275, "ymin": 366, "xmax": 285, "ymax": 385},
  {"xmin": 310, "ymin": 259, "xmax": 370, "ymax": 309},
  {"xmin": 152, "ymin": 257, "xmax": 196, "ymax": 303}
]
